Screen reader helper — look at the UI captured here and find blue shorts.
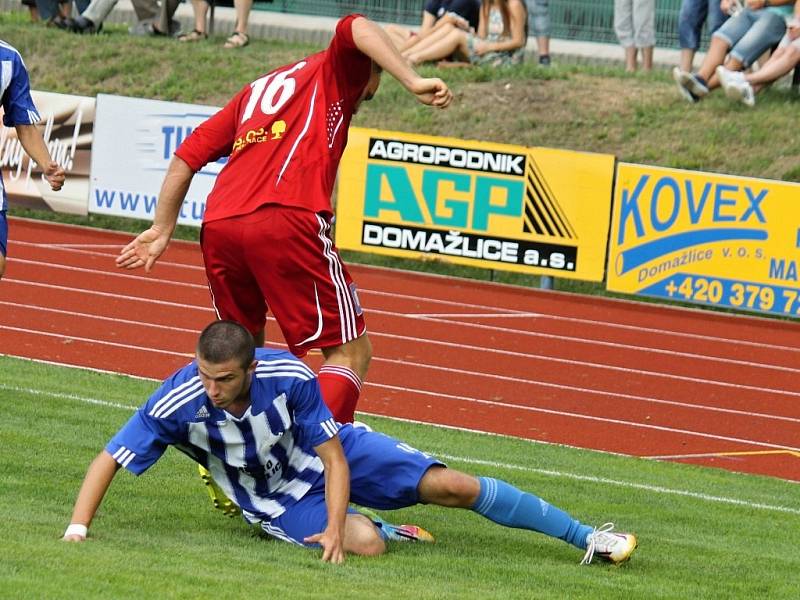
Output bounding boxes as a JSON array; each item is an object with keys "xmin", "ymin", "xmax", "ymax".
[
  {"xmin": 261, "ymin": 425, "xmax": 444, "ymax": 545},
  {"xmin": 678, "ymin": 0, "xmax": 728, "ymax": 50},
  {"xmin": 0, "ymin": 210, "xmax": 8, "ymax": 256},
  {"xmin": 712, "ymin": 9, "xmax": 787, "ymax": 68}
]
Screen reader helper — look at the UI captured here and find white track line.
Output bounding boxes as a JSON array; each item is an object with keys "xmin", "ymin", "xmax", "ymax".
[
  {"xmin": 6, "ymin": 323, "xmax": 796, "ymax": 448},
  {"xmin": 366, "ymin": 382, "xmax": 800, "ymax": 451},
  {"xmin": 4, "ymin": 301, "xmax": 797, "ymax": 421},
  {"xmin": 1, "ymin": 301, "xmax": 201, "ymax": 334},
  {"xmin": 370, "ymin": 315, "xmax": 799, "ymax": 375},
  {"xmin": 48, "ymin": 243, "xmax": 126, "ymax": 249},
  {"xmin": 12, "ymin": 258, "xmax": 206, "ymax": 289},
  {"xmin": 2, "ymin": 279, "xmax": 215, "ymax": 312},
  {"xmin": 3, "ymin": 288, "xmax": 799, "ymax": 399},
  {"xmin": 6, "ymin": 300, "xmax": 797, "ymax": 422},
  {"xmin": 0, "ymin": 325, "xmax": 194, "ymax": 358},
  {"xmin": 4, "ymin": 282, "xmax": 792, "ymax": 377},
  {"xmin": 14, "ymin": 240, "xmax": 204, "ymax": 272},
  {"xmin": 435, "ymin": 454, "xmax": 800, "ymax": 514},
  {"xmin": 15, "ymin": 244, "xmax": 800, "ymax": 354},
  {"xmin": 2, "ymin": 380, "xmax": 797, "ymax": 514}
]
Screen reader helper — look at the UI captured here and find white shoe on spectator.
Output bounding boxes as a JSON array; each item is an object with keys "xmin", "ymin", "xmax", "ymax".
[
  {"xmin": 716, "ymin": 65, "xmax": 756, "ymax": 107},
  {"xmin": 672, "ymin": 67, "xmax": 699, "ymax": 103}
]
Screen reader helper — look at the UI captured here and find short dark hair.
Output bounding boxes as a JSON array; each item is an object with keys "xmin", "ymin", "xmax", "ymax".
[{"xmin": 196, "ymin": 321, "xmax": 255, "ymax": 369}]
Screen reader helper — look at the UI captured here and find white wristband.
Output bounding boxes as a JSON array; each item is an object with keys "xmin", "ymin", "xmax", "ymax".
[{"xmin": 63, "ymin": 523, "xmax": 88, "ymax": 539}]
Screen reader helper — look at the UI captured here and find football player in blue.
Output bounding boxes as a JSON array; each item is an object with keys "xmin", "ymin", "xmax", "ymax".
[
  {"xmin": 63, "ymin": 320, "xmax": 638, "ymax": 565},
  {"xmin": 0, "ymin": 40, "xmax": 66, "ymax": 279}
]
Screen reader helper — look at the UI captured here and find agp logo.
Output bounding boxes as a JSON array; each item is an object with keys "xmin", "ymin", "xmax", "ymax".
[{"xmin": 363, "ymin": 164, "xmax": 523, "ymax": 232}]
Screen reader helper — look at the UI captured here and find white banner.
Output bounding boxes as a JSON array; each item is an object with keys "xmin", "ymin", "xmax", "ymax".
[
  {"xmin": 1, "ymin": 91, "xmax": 94, "ymax": 215},
  {"xmin": 90, "ymin": 94, "xmax": 223, "ymax": 227}
]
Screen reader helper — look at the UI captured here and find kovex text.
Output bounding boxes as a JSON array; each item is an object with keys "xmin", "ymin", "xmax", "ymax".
[{"xmin": 617, "ymin": 174, "xmax": 767, "ymax": 244}]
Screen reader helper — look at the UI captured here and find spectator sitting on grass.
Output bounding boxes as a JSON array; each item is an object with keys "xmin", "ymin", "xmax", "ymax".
[
  {"xmin": 404, "ymin": 0, "xmax": 528, "ymax": 68},
  {"xmin": 716, "ymin": 9, "xmax": 800, "ymax": 105},
  {"xmin": 385, "ymin": 0, "xmax": 480, "ymax": 54},
  {"xmin": 673, "ymin": 0, "xmax": 795, "ymax": 103},
  {"xmin": 56, "ymin": 0, "xmax": 180, "ymax": 36},
  {"xmin": 38, "ymin": 0, "xmax": 90, "ymax": 27}
]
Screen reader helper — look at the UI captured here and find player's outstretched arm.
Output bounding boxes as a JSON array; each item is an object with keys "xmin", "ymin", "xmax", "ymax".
[
  {"xmin": 63, "ymin": 450, "xmax": 121, "ymax": 542},
  {"xmin": 116, "ymin": 156, "xmax": 194, "ymax": 272},
  {"xmin": 303, "ymin": 436, "xmax": 350, "ymax": 563},
  {"xmin": 352, "ymin": 16, "xmax": 453, "ymax": 109},
  {"xmin": 15, "ymin": 124, "xmax": 65, "ymax": 191}
]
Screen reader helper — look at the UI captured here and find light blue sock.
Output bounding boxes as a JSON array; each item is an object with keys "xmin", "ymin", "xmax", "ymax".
[{"xmin": 471, "ymin": 477, "xmax": 593, "ymax": 550}]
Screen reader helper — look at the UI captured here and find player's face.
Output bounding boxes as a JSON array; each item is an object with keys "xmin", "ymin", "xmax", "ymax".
[
  {"xmin": 197, "ymin": 357, "xmax": 256, "ymax": 413},
  {"xmin": 355, "ymin": 69, "xmax": 381, "ymax": 114}
]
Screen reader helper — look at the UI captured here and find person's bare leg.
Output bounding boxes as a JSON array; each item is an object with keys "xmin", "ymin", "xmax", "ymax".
[
  {"xmin": 746, "ymin": 46, "xmax": 799, "ymax": 92},
  {"xmin": 537, "ymin": 35, "xmax": 550, "ymax": 57},
  {"xmin": 680, "ymin": 48, "xmax": 696, "ymax": 73},
  {"xmin": 641, "ymin": 46, "xmax": 653, "ymax": 71},
  {"xmin": 384, "ymin": 24, "xmax": 411, "ymax": 49},
  {"xmin": 193, "ymin": 0, "xmax": 209, "ymax": 33},
  {"xmin": 402, "ymin": 23, "xmax": 456, "ymax": 59},
  {"xmin": 233, "ymin": 0, "xmax": 252, "ymax": 35},
  {"xmin": 624, "ymin": 46, "xmax": 637, "ymax": 72},
  {"xmin": 708, "ymin": 55, "xmax": 743, "ymax": 89},
  {"xmin": 696, "ymin": 36, "xmax": 730, "ymax": 81},
  {"xmin": 406, "ymin": 28, "xmax": 468, "ymax": 65}
]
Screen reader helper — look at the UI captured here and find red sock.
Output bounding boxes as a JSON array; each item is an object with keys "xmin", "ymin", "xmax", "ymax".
[{"xmin": 318, "ymin": 365, "xmax": 362, "ymax": 423}]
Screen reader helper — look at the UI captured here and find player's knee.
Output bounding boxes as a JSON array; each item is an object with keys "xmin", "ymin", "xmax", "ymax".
[
  {"xmin": 0, "ymin": 254, "xmax": 5, "ymax": 280},
  {"xmin": 345, "ymin": 514, "xmax": 386, "ymax": 556},
  {"xmin": 419, "ymin": 467, "xmax": 480, "ymax": 508}
]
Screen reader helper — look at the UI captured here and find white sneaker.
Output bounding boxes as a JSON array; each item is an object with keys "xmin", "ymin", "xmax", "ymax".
[
  {"xmin": 716, "ymin": 66, "xmax": 756, "ymax": 107},
  {"xmin": 352, "ymin": 420, "xmax": 373, "ymax": 432},
  {"xmin": 672, "ymin": 67, "xmax": 699, "ymax": 103},
  {"xmin": 580, "ymin": 523, "xmax": 638, "ymax": 565}
]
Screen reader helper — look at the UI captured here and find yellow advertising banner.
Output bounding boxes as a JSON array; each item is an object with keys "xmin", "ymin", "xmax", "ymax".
[
  {"xmin": 336, "ymin": 127, "xmax": 616, "ymax": 282},
  {"xmin": 607, "ymin": 163, "xmax": 800, "ymax": 318}
]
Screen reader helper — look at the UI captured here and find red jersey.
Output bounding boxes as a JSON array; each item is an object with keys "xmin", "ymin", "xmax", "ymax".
[{"xmin": 175, "ymin": 15, "xmax": 372, "ymax": 223}]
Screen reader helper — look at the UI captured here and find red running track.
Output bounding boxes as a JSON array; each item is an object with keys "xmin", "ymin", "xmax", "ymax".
[{"xmin": 3, "ymin": 217, "xmax": 800, "ymax": 481}]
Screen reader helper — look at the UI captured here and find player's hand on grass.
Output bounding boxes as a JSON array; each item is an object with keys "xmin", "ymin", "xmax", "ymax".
[
  {"xmin": 410, "ymin": 77, "xmax": 453, "ymax": 109},
  {"xmin": 62, "ymin": 523, "xmax": 88, "ymax": 542},
  {"xmin": 116, "ymin": 226, "xmax": 171, "ymax": 272},
  {"xmin": 304, "ymin": 529, "xmax": 345, "ymax": 564},
  {"xmin": 43, "ymin": 161, "xmax": 66, "ymax": 191}
]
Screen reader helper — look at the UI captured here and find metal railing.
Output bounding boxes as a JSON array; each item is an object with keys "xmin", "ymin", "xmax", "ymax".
[{"xmin": 253, "ymin": 1, "xmax": 700, "ymax": 49}]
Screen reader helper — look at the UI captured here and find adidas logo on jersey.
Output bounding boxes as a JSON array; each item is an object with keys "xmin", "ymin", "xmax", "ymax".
[{"xmin": 195, "ymin": 405, "xmax": 210, "ymax": 419}]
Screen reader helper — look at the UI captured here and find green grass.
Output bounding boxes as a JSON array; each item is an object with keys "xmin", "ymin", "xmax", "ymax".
[{"xmin": 2, "ymin": 354, "xmax": 799, "ymax": 599}]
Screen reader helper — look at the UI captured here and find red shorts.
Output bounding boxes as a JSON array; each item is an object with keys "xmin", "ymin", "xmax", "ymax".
[{"xmin": 201, "ymin": 205, "xmax": 366, "ymax": 357}]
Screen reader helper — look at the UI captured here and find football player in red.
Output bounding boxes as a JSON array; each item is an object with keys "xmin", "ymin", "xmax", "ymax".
[{"xmin": 117, "ymin": 14, "xmax": 452, "ymax": 424}]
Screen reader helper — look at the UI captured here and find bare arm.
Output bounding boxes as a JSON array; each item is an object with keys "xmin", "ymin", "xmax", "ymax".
[
  {"xmin": 351, "ymin": 16, "xmax": 453, "ymax": 108},
  {"xmin": 418, "ymin": 11, "xmax": 437, "ymax": 36},
  {"xmin": 115, "ymin": 155, "xmax": 194, "ymax": 272},
  {"xmin": 303, "ymin": 436, "xmax": 350, "ymax": 563},
  {"xmin": 63, "ymin": 450, "xmax": 121, "ymax": 541},
  {"xmin": 14, "ymin": 124, "xmax": 65, "ymax": 191}
]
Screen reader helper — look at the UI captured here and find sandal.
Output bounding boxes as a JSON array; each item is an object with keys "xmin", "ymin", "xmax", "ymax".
[
  {"xmin": 177, "ymin": 29, "xmax": 207, "ymax": 42},
  {"xmin": 224, "ymin": 31, "xmax": 249, "ymax": 49}
]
